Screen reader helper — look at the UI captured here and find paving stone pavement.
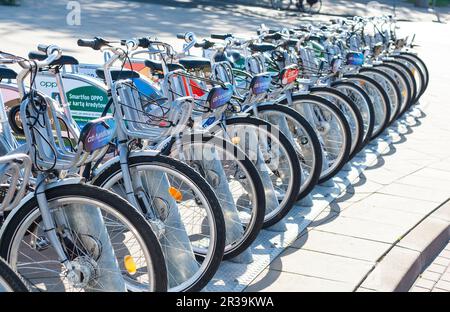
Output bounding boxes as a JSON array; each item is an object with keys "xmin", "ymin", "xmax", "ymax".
[{"xmin": 410, "ymin": 241, "xmax": 450, "ymax": 292}]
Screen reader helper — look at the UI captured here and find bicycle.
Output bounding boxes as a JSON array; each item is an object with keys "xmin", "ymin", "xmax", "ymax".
[{"xmin": 0, "ymin": 47, "xmax": 168, "ymax": 292}]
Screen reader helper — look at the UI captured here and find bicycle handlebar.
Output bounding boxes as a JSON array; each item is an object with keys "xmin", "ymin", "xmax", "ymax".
[
  {"xmin": 77, "ymin": 37, "xmax": 110, "ymax": 50},
  {"xmin": 211, "ymin": 33, "xmax": 233, "ymax": 40}
]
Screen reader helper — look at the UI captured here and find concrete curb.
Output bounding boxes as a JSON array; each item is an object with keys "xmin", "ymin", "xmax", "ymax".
[{"xmin": 358, "ymin": 199, "xmax": 450, "ymax": 292}]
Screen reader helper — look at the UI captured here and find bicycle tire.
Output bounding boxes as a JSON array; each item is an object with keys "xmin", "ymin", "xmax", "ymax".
[
  {"xmin": 390, "ymin": 55, "xmax": 426, "ymax": 101},
  {"xmin": 373, "ymin": 63, "xmax": 412, "ymax": 117},
  {"xmin": 399, "ymin": 52, "xmax": 429, "ymax": 95},
  {"xmin": 383, "ymin": 59, "xmax": 417, "ymax": 107},
  {"xmin": 359, "ymin": 67, "xmax": 402, "ymax": 123}
]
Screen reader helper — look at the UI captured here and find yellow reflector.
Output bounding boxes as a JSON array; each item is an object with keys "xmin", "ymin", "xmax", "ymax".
[
  {"xmin": 402, "ymin": 89, "xmax": 407, "ymax": 97},
  {"xmin": 168, "ymin": 186, "xmax": 183, "ymax": 201},
  {"xmin": 231, "ymin": 136, "xmax": 241, "ymax": 145},
  {"xmin": 124, "ymin": 255, "xmax": 137, "ymax": 275}
]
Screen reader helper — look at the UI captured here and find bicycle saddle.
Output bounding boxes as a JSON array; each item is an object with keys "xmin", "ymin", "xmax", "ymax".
[
  {"xmin": 144, "ymin": 59, "xmax": 185, "ymax": 73},
  {"xmin": 178, "ymin": 57, "xmax": 211, "ymax": 71},
  {"xmin": 0, "ymin": 67, "xmax": 17, "ymax": 80},
  {"xmin": 95, "ymin": 68, "xmax": 140, "ymax": 81},
  {"xmin": 248, "ymin": 43, "xmax": 277, "ymax": 53},
  {"xmin": 28, "ymin": 51, "xmax": 79, "ymax": 66}
]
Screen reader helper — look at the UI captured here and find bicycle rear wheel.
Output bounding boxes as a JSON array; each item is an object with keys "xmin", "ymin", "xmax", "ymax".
[{"xmin": 305, "ymin": 0, "xmax": 322, "ymax": 14}]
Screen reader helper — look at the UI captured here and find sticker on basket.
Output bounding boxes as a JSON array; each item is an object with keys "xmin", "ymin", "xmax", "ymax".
[
  {"xmin": 251, "ymin": 74, "xmax": 271, "ymax": 95},
  {"xmin": 281, "ymin": 66, "xmax": 299, "ymax": 85},
  {"xmin": 346, "ymin": 52, "xmax": 364, "ymax": 66},
  {"xmin": 208, "ymin": 83, "xmax": 233, "ymax": 109},
  {"xmin": 80, "ymin": 116, "xmax": 116, "ymax": 152}
]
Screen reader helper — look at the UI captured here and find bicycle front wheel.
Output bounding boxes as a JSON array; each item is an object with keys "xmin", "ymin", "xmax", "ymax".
[
  {"xmin": 289, "ymin": 94, "xmax": 351, "ymax": 183},
  {"xmin": 0, "ymin": 184, "xmax": 168, "ymax": 292},
  {"xmin": 344, "ymin": 74, "xmax": 391, "ymax": 139},
  {"xmin": 93, "ymin": 155, "xmax": 225, "ymax": 292},
  {"xmin": 217, "ymin": 116, "xmax": 302, "ymax": 227},
  {"xmin": 310, "ymin": 86, "xmax": 365, "ymax": 159}
]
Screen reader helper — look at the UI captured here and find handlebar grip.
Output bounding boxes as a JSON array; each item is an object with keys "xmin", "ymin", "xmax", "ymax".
[
  {"xmin": 264, "ymin": 32, "xmax": 282, "ymax": 40},
  {"xmin": 176, "ymin": 33, "xmax": 185, "ymax": 40},
  {"xmin": 37, "ymin": 44, "xmax": 49, "ymax": 54},
  {"xmin": 138, "ymin": 38, "xmax": 151, "ymax": 48},
  {"xmin": 194, "ymin": 40, "xmax": 215, "ymax": 49},
  {"xmin": 77, "ymin": 39, "xmax": 98, "ymax": 49},
  {"xmin": 77, "ymin": 37, "xmax": 107, "ymax": 50},
  {"xmin": 211, "ymin": 33, "xmax": 232, "ymax": 40}
]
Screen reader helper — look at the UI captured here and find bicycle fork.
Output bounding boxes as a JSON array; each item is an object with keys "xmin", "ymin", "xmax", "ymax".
[{"xmin": 34, "ymin": 174, "xmax": 126, "ymax": 291}]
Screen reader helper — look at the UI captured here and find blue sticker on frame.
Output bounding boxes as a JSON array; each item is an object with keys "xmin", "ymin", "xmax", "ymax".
[
  {"xmin": 80, "ymin": 116, "xmax": 116, "ymax": 152},
  {"xmin": 251, "ymin": 74, "xmax": 271, "ymax": 95},
  {"xmin": 208, "ymin": 83, "xmax": 233, "ymax": 109}
]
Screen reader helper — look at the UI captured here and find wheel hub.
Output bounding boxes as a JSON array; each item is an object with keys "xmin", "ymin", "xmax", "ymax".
[{"xmin": 66, "ymin": 256, "xmax": 98, "ymax": 289}]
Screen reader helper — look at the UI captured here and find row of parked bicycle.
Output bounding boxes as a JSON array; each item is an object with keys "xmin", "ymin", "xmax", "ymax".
[{"xmin": 0, "ymin": 15, "xmax": 428, "ymax": 292}]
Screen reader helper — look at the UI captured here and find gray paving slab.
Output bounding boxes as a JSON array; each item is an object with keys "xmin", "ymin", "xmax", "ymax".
[
  {"xmin": 291, "ymin": 230, "xmax": 390, "ymax": 262},
  {"xmin": 245, "ymin": 269, "xmax": 353, "ymax": 292},
  {"xmin": 312, "ymin": 215, "xmax": 407, "ymax": 244},
  {"xmin": 420, "ymin": 270, "xmax": 442, "ymax": 282},
  {"xmin": 270, "ymin": 248, "xmax": 373, "ymax": 285},
  {"xmin": 377, "ymin": 183, "xmax": 449, "ymax": 204},
  {"xmin": 340, "ymin": 200, "xmax": 425, "ymax": 228},
  {"xmin": 434, "ymin": 280, "xmax": 450, "ymax": 291}
]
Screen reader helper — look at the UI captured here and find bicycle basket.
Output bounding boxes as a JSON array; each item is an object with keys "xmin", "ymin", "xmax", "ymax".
[
  {"xmin": 114, "ymin": 78, "xmax": 189, "ymax": 141},
  {"xmin": 20, "ymin": 91, "xmax": 108, "ymax": 170}
]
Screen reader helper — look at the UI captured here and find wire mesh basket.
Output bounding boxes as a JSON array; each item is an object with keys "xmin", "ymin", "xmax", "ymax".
[{"xmin": 114, "ymin": 79, "xmax": 193, "ymax": 142}]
